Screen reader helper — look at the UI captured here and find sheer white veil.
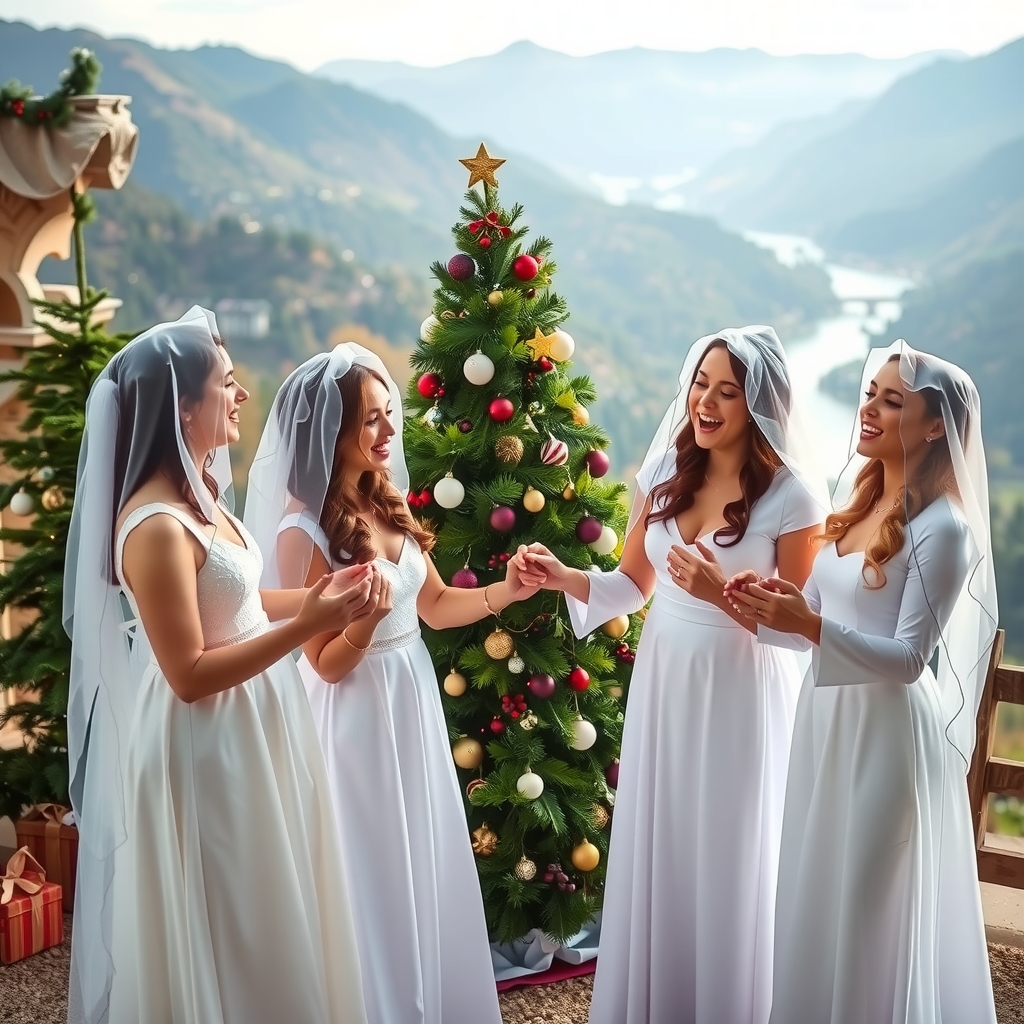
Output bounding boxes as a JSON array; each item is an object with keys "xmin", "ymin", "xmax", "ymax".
[
  {"xmin": 243, "ymin": 343, "xmax": 408, "ymax": 588},
  {"xmin": 833, "ymin": 339, "xmax": 997, "ymax": 769},
  {"xmin": 633, "ymin": 325, "xmax": 829, "ymax": 528},
  {"xmin": 62, "ymin": 306, "xmax": 233, "ymax": 1024}
]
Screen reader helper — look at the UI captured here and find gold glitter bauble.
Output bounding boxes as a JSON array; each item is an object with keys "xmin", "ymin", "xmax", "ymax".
[
  {"xmin": 519, "ymin": 711, "xmax": 539, "ymax": 731},
  {"xmin": 484, "ymin": 628, "xmax": 515, "ymax": 660},
  {"xmin": 571, "ymin": 840, "xmax": 600, "ymax": 873},
  {"xmin": 601, "ymin": 615, "xmax": 630, "ymax": 640},
  {"xmin": 487, "ymin": 290, "xmax": 504, "ymax": 306},
  {"xmin": 592, "ymin": 804, "xmax": 611, "ymax": 829},
  {"xmin": 522, "ymin": 487, "xmax": 546, "ymax": 513},
  {"xmin": 495, "ymin": 436, "xmax": 524, "ymax": 465},
  {"xmin": 452, "ymin": 736, "xmax": 484, "ymax": 770},
  {"xmin": 514, "ymin": 856, "xmax": 538, "ymax": 881},
  {"xmin": 443, "ymin": 671, "xmax": 467, "ymax": 697},
  {"xmin": 40, "ymin": 485, "xmax": 66, "ymax": 511},
  {"xmin": 562, "ymin": 482, "xmax": 576, "ymax": 501},
  {"xmin": 471, "ymin": 823, "xmax": 499, "ymax": 857}
]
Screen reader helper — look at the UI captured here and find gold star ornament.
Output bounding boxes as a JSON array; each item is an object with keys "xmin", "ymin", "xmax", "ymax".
[
  {"xmin": 460, "ymin": 143, "xmax": 506, "ymax": 188},
  {"xmin": 526, "ymin": 326, "xmax": 557, "ymax": 361}
]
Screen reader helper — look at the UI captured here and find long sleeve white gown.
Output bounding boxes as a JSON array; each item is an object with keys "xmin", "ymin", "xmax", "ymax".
[
  {"xmin": 569, "ymin": 461, "xmax": 822, "ymax": 1024},
  {"xmin": 764, "ymin": 495, "xmax": 996, "ymax": 1024}
]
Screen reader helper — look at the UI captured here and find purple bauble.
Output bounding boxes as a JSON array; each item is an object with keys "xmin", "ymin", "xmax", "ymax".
[
  {"xmin": 447, "ymin": 254, "xmax": 476, "ymax": 281},
  {"xmin": 605, "ymin": 760, "xmax": 620, "ymax": 790},
  {"xmin": 452, "ymin": 567, "xmax": 479, "ymax": 588},
  {"xmin": 490, "ymin": 505, "xmax": 516, "ymax": 532},
  {"xmin": 527, "ymin": 672, "xmax": 556, "ymax": 700},
  {"xmin": 585, "ymin": 449, "xmax": 610, "ymax": 478},
  {"xmin": 575, "ymin": 516, "xmax": 603, "ymax": 545}
]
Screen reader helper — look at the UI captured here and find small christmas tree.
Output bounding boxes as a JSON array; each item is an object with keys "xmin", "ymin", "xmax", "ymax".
[
  {"xmin": 0, "ymin": 186, "xmax": 128, "ymax": 819},
  {"xmin": 404, "ymin": 146, "xmax": 641, "ymax": 944}
]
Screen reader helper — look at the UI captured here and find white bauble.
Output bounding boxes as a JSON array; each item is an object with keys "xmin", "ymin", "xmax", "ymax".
[
  {"xmin": 516, "ymin": 770, "xmax": 544, "ymax": 800},
  {"xmin": 569, "ymin": 716, "xmax": 598, "ymax": 751},
  {"xmin": 549, "ymin": 329, "xmax": 575, "ymax": 362},
  {"xmin": 589, "ymin": 525, "xmax": 618, "ymax": 556},
  {"xmin": 463, "ymin": 351, "xmax": 495, "ymax": 386},
  {"xmin": 420, "ymin": 314, "xmax": 440, "ymax": 342},
  {"xmin": 8, "ymin": 489, "xmax": 33, "ymax": 517},
  {"xmin": 433, "ymin": 475, "xmax": 465, "ymax": 509}
]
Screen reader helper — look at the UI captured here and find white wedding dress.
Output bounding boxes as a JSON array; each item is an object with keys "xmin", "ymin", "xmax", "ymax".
[
  {"xmin": 575, "ymin": 463, "xmax": 822, "ymax": 1024},
  {"xmin": 280, "ymin": 512, "xmax": 502, "ymax": 1024},
  {"xmin": 766, "ymin": 495, "xmax": 995, "ymax": 1024},
  {"xmin": 108, "ymin": 504, "xmax": 366, "ymax": 1024}
]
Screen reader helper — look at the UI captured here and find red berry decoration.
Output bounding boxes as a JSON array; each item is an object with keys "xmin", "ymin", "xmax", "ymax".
[
  {"xmin": 585, "ymin": 449, "xmax": 611, "ymax": 478},
  {"xmin": 479, "ymin": 235, "xmax": 492, "ymax": 249},
  {"xmin": 575, "ymin": 516, "xmax": 603, "ymax": 545},
  {"xmin": 417, "ymin": 372, "xmax": 443, "ymax": 399},
  {"xmin": 418, "ymin": 488, "xmax": 432, "ymax": 506},
  {"xmin": 447, "ymin": 254, "xmax": 476, "ymax": 280},
  {"xmin": 567, "ymin": 666, "xmax": 591, "ymax": 692},
  {"xmin": 11, "ymin": 99, "xmax": 24, "ymax": 116},
  {"xmin": 537, "ymin": 356, "xmax": 554, "ymax": 373},
  {"xmin": 513, "ymin": 254, "xmax": 539, "ymax": 281},
  {"xmin": 527, "ymin": 673, "xmax": 556, "ymax": 700},
  {"xmin": 490, "ymin": 505, "xmax": 516, "ymax": 532},
  {"xmin": 488, "ymin": 396, "xmax": 515, "ymax": 423},
  {"xmin": 452, "ymin": 567, "xmax": 479, "ymax": 589},
  {"xmin": 605, "ymin": 760, "xmax": 620, "ymax": 790}
]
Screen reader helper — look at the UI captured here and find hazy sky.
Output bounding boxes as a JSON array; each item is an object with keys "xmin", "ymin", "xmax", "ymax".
[{"xmin": 5, "ymin": 0, "xmax": 1023, "ymax": 69}]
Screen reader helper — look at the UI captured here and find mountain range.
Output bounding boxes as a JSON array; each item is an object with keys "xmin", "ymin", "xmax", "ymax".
[{"xmin": 1, "ymin": 19, "xmax": 834, "ymax": 472}]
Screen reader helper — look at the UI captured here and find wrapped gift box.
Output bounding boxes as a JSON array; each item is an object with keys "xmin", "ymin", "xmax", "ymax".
[
  {"xmin": 1, "ymin": 847, "xmax": 64, "ymax": 964},
  {"xmin": 15, "ymin": 803, "xmax": 78, "ymax": 913}
]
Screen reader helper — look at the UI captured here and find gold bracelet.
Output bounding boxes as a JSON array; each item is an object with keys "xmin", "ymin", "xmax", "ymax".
[
  {"xmin": 482, "ymin": 584, "xmax": 500, "ymax": 617},
  {"xmin": 342, "ymin": 628, "xmax": 370, "ymax": 652}
]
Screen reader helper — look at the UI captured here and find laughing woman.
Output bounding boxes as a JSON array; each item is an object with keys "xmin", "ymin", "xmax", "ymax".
[
  {"xmin": 244, "ymin": 345, "xmax": 540, "ymax": 1024},
  {"xmin": 513, "ymin": 327, "xmax": 826, "ymax": 1024},
  {"xmin": 727, "ymin": 342, "xmax": 997, "ymax": 1024}
]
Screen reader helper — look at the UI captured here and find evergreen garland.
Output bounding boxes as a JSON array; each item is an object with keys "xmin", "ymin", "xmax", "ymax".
[
  {"xmin": 404, "ymin": 180, "xmax": 642, "ymax": 943},
  {"xmin": 0, "ymin": 48, "xmax": 102, "ymax": 128}
]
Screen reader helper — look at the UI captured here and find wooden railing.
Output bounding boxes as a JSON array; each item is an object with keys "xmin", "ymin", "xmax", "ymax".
[{"xmin": 968, "ymin": 629, "xmax": 1024, "ymax": 888}]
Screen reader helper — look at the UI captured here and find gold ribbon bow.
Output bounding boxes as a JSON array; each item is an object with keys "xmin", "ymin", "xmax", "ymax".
[{"xmin": 1, "ymin": 846, "xmax": 47, "ymax": 955}]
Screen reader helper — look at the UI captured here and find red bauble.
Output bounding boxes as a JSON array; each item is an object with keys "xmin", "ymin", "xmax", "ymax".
[
  {"xmin": 458, "ymin": 419, "xmax": 473, "ymax": 433},
  {"xmin": 479, "ymin": 235, "xmax": 492, "ymax": 249},
  {"xmin": 490, "ymin": 505, "xmax": 516, "ymax": 532},
  {"xmin": 605, "ymin": 760, "xmax": 620, "ymax": 790},
  {"xmin": 567, "ymin": 666, "xmax": 591, "ymax": 692},
  {"xmin": 452, "ymin": 567, "xmax": 479, "ymax": 589},
  {"xmin": 585, "ymin": 449, "xmax": 611, "ymax": 478},
  {"xmin": 513, "ymin": 254, "xmax": 539, "ymax": 281},
  {"xmin": 417, "ymin": 372, "xmax": 443, "ymax": 399},
  {"xmin": 447, "ymin": 254, "xmax": 476, "ymax": 280},
  {"xmin": 527, "ymin": 672, "xmax": 556, "ymax": 700},
  {"xmin": 489, "ymin": 716, "xmax": 506, "ymax": 734},
  {"xmin": 488, "ymin": 397, "xmax": 515, "ymax": 423},
  {"xmin": 537, "ymin": 356, "xmax": 554, "ymax": 372},
  {"xmin": 418, "ymin": 488, "xmax": 432, "ymax": 506},
  {"xmin": 575, "ymin": 516, "xmax": 603, "ymax": 545}
]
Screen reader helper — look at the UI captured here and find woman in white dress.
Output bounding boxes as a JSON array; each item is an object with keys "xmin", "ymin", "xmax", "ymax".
[
  {"xmin": 512, "ymin": 327, "xmax": 827, "ymax": 1024},
  {"xmin": 63, "ymin": 308, "xmax": 369, "ymax": 1024},
  {"xmin": 244, "ymin": 344, "xmax": 539, "ymax": 1024},
  {"xmin": 727, "ymin": 342, "xmax": 997, "ymax": 1024}
]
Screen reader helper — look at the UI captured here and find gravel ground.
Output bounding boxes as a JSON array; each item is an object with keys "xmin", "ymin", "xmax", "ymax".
[{"xmin": 1, "ymin": 917, "xmax": 1021, "ymax": 1024}]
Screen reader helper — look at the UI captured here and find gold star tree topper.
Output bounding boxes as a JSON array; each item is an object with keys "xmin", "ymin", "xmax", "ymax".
[{"xmin": 459, "ymin": 143, "xmax": 506, "ymax": 188}]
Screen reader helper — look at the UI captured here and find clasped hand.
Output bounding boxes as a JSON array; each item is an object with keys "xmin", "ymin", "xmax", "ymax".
[
  {"xmin": 301, "ymin": 562, "xmax": 392, "ymax": 634},
  {"xmin": 723, "ymin": 572, "xmax": 817, "ymax": 639}
]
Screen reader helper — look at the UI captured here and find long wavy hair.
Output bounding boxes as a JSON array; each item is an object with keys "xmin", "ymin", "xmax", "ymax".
[
  {"xmin": 822, "ymin": 355, "xmax": 965, "ymax": 587},
  {"xmin": 320, "ymin": 363, "xmax": 434, "ymax": 565},
  {"xmin": 646, "ymin": 339, "xmax": 784, "ymax": 546}
]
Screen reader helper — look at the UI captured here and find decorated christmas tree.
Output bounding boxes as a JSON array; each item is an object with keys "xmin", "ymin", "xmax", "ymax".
[
  {"xmin": 404, "ymin": 146, "xmax": 641, "ymax": 944},
  {"xmin": 0, "ymin": 49, "xmax": 129, "ymax": 816}
]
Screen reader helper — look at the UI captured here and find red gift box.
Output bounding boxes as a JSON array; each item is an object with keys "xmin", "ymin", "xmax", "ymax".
[
  {"xmin": 1, "ymin": 846, "xmax": 64, "ymax": 964},
  {"xmin": 15, "ymin": 803, "xmax": 78, "ymax": 913}
]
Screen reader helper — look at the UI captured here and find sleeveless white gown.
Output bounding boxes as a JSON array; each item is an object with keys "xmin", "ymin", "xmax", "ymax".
[
  {"xmin": 766, "ymin": 496, "xmax": 996, "ymax": 1024},
  {"xmin": 578, "ymin": 463, "xmax": 823, "ymax": 1024},
  {"xmin": 279, "ymin": 512, "xmax": 502, "ymax": 1024},
  {"xmin": 107, "ymin": 503, "xmax": 366, "ymax": 1024}
]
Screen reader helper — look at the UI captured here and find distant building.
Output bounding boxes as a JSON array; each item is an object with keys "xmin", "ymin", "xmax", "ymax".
[{"xmin": 214, "ymin": 299, "xmax": 271, "ymax": 340}]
